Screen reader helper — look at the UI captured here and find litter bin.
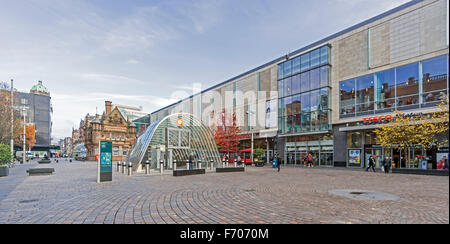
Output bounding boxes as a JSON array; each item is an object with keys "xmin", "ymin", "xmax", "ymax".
[{"xmin": 272, "ymin": 159, "xmax": 277, "ymax": 169}]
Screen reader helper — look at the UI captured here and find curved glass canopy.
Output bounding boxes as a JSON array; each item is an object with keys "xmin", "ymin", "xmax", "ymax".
[{"xmin": 127, "ymin": 113, "xmax": 221, "ymax": 171}]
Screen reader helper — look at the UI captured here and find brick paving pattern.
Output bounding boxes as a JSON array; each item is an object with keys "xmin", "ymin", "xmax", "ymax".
[{"xmin": 0, "ymin": 160, "xmax": 448, "ymax": 224}]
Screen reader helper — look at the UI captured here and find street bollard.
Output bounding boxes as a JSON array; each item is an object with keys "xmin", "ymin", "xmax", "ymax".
[
  {"xmin": 128, "ymin": 162, "xmax": 132, "ymax": 176},
  {"xmin": 210, "ymin": 160, "xmax": 214, "ymax": 170},
  {"xmin": 122, "ymin": 162, "xmax": 127, "ymax": 174},
  {"xmin": 174, "ymin": 160, "xmax": 177, "ymax": 171},
  {"xmin": 117, "ymin": 162, "xmax": 121, "ymax": 172},
  {"xmin": 145, "ymin": 160, "xmax": 150, "ymax": 175},
  {"xmin": 199, "ymin": 161, "xmax": 202, "ymax": 169},
  {"xmin": 234, "ymin": 159, "xmax": 237, "ymax": 168},
  {"xmin": 160, "ymin": 159, "xmax": 164, "ymax": 175},
  {"xmin": 226, "ymin": 161, "xmax": 229, "ymax": 168},
  {"xmin": 222, "ymin": 159, "xmax": 225, "ymax": 168}
]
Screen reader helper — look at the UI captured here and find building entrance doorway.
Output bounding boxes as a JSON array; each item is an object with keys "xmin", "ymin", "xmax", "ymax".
[{"xmin": 364, "ymin": 148, "xmax": 382, "ymax": 168}]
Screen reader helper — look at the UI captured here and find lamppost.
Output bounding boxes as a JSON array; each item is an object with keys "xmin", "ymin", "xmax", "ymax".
[
  {"xmin": 10, "ymin": 79, "xmax": 14, "ymax": 162},
  {"xmin": 21, "ymin": 106, "xmax": 27, "ymax": 164},
  {"xmin": 246, "ymin": 110, "xmax": 255, "ymax": 164}
]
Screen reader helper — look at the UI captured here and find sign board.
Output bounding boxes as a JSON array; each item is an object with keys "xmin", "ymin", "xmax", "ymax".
[
  {"xmin": 349, "ymin": 149, "xmax": 361, "ymax": 166},
  {"xmin": 97, "ymin": 140, "xmax": 112, "ymax": 183}
]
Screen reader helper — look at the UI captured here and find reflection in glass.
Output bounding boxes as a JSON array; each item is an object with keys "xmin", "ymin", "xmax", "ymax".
[
  {"xmin": 375, "ymin": 69, "xmax": 395, "ymax": 110},
  {"xmin": 300, "ymin": 71, "xmax": 310, "ymax": 93},
  {"xmin": 301, "ymin": 53, "xmax": 310, "ymax": 72},
  {"xmin": 340, "ymin": 79, "xmax": 355, "ymax": 115},
  {"xmin": 292, "ymin": 74, "xmax": 301, "ymax": 95},
  {"xmin": 422, "ymin": 55, "xmax": 448, "ymax": 104},
  {"xmin": 356, "ymin": 74, "xmax": 374, "ymax": 113},
  {"xmin": 396, "ymin": 62, "xmax": 419, "ymax": 107},
  {"xmin": 292, "ymin": 57, "xmax": 301, "ymax": 75},
  {"xmin": 310, "ymin": 68, "xmax": 321, "ymax": 90}
]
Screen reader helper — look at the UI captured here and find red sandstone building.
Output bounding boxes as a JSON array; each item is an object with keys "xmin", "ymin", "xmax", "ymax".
[{"xmin": 83, "ymin": 101, "xmax": 137, "ymax": 161}]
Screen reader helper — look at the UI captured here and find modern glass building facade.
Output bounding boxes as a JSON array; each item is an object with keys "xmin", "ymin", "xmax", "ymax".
[
  {"xmin": 148, "ymin": 0, "xmax": 448, "ymax": 169},
  {"xmin": 277, "ymin": 45, "xmax": 334, "ymax": 167}
]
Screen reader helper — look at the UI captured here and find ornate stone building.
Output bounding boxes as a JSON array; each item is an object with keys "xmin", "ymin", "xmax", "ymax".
[{"xmin": 84, "ymin": 101, "xmax": 137, "ymax": 161}]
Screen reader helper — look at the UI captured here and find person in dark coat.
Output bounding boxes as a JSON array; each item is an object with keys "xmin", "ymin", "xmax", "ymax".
[
  {"xmin": 277, "ymin": 156, "xmax": 281, "ymax": 172},
  {"xmin": 366, "ymin": 155, "xmax": 376, "ymax": 172},
  {"xmin": 382, "ymin": 156, "xmax": 391, "ymax": 174}
]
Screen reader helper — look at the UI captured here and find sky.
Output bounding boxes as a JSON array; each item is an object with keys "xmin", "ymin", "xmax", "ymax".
[{"xmin": 0, "ymin": 0, "xmax": 411, "ymax": 142}]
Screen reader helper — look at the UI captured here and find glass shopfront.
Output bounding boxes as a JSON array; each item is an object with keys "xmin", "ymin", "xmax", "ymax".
[
  {"xmin": 284, "ymin": 134, "xmax": 334, "ymax": 167},
  {"xmin": 345, "ymin": 129, "xmax": 437, "ymax": 169}
]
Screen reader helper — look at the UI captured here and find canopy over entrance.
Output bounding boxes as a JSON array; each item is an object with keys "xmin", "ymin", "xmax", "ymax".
[{"xmin": 127, "ymin": 113, "xmax": 221, "ymax": 171}]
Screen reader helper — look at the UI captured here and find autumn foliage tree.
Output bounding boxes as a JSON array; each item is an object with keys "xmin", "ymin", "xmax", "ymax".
[
  {"xmin": 212, "ymin": 109, "xmax": 241, "ymax": 157},
  {"xmin": 375, "ymin": 96, "xmax": 449, "ymax": 152},
  {"xmin": 0, "ymin": 82, "xmax": 22, "ymax": 146},
  {"xmin": 16, "ymin": 124, "xmax": 36, "ymax": 151}
]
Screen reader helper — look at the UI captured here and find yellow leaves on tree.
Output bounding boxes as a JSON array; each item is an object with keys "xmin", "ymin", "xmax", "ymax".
[
  {"xmin": 16, "ymin": 124, "xmax": 36, "ymax": 149},
  {"xmin": 375, "ymin": 96, "xmax": 449, "ymax": 151}
]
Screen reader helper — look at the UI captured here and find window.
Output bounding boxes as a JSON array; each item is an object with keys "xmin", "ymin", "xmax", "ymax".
[
  {"xmin": 311, "ymin": 110, "xmax": 320, "ymax": 131},
  {"xmin": 285, "ymin": 116, "xmax": 293, "ymax": 134},
  {"xmin": 301, "ymin": 93, "xmax": 310, "ymax": 112},
  {"xmin": 422, "ymin": 55, "xmax": 448, "ymax": 104},
  {"xmin": 320, "ymin": 46, "xmax": 329, "ymax": 65},
  {"xmin": 113, "ymin": 147, "xmax": 119, "ymax": 156},
  {"xmin": 310, "ymin": 49, "xmax": 320, "ymax": 68},
  {"xmin": 278, "ymin": 80, "xmax": 284, "ymax": 98},
  {"xmin": 301, "ymin": 53, "xmax": 310, "ymax": 72},
  {"xmin": 292, "ymin": 56, "xmax": 301, "ymax": 74},
  {"xmin": 278, "ymin": 63, "xmax": 284, "ymax": 80},
  {"xmin": 347, "ymin": 132, "xmax": 362, "ymax": 148},
  {"xmin": 291, "ymin": 74, "xmax": 301, "ymax": 94},
  {"xmin": 292, "ymin": 95, "xmax": 301, "ymax": 115},
  {"xmin": 320, "ymin": 66, "xmax": 329, "ymax": 88},
  {"xmin": 310, "ymin": 68, "xmax": 320, "ymax": 90},
  {"xmin": 301, "ymin": 113, "xmax": 311, "ymax": 132},
  {"xmin": 310, "ymin": 90, "xmax": 321, "ymax": 111},
  {"xmin": 319, "ymin": 88, "xmax": 329, "ymax": 110},
  {"xmin": 340, "ymin": 79, "xmax": 355, "ymax": 115},
  {"xmin": 284, "ymin": 60, "xmax": 292, "ymax": 77},
  {"xmin": 293, "ymin": 114, "xmax": 301, "ymax": 133},
  {"xmin": 278, "ymin": 98, "xmax": 284, "ymax": 117},
  {"xmin": 356, "ymin": 74, "xmax": 375, "ymax": 113},
  {"xmin": 284, "ymin": 96, "xmax": 292, "ymax": 116},
  {"xmin": 284, "ymin": 77, "xmax": 292, "ymax": 97},
  {"xmin": 396, "ymin": 62, "xmax": 419, "ymax": 107},
  {"xmin": 319, "ymin": 110, "xmax": 329, "ymax": 131},
  {"xmin": 300, "ymin": 72, "xmax": 310, "ymax": 93},
  {"xmin": 375, "ymin": 69, "xmax": 395, "ymax": 111}
]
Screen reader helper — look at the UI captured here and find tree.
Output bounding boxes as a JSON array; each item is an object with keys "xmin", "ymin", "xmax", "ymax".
[
  {"xmin": 375, "ymin": 96, "xmax": 449, "ymax": 152},
  {"xmin": 0, "ymin": 144, "xmax": 13, "ymax": 165},
  {"xmin": 15, "ymin": 124, "xmax": 36, "ymax": 150},
  {"xmin": 0, "ymin": 82, "xmax": 21, "ymax": 145},
  {"xmin": 212, "ymin": 109, "xmax": 241, "ymax": 156}
]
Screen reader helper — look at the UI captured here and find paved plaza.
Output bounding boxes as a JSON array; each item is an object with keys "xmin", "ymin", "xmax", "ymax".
[{"xmin": 0, "ymin": 160, "xmax": 448, "ymax": 224}]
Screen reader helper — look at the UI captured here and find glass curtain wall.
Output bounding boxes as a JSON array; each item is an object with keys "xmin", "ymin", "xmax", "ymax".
[
  {"xmin": 339, "ymin": 54, "xmax": 449, "ymax": 118},
  {"xmin": 278, "ymin": 45, "xmax": 331, "ymax": 134}
]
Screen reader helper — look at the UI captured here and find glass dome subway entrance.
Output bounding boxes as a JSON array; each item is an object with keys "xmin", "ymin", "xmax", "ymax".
[{"xmin": 127, "ymin": 113, "xmax": 221, "ymax": 171}]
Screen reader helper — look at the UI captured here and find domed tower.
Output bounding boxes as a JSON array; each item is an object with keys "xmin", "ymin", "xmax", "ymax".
[{"xmin": 30, "ymin": 80, "xmax": 50, "ymax": 96}]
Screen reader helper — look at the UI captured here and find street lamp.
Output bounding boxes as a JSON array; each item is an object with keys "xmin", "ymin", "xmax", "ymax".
[
  {"xmin": 21, "ymin": 106, "xmax": 28, "ymax": 164},
  {"xmin": 10, "ymin": 79, "xmax": 14, "ymax": 163},
  {"xmin": 246, "ymin": 110, "xmax": 255, "ymax": 164}
]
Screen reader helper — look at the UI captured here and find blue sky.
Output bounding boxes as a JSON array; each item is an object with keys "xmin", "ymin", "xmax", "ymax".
[{"xmin": 0, "ymin": 0, "xmax": 410, "ymax": 141}]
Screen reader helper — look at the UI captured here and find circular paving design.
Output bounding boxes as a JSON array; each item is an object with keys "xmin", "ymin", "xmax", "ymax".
[
  {"xmin": 0, "ymin": 161, "xmax": 448, "ymax": 224},
  {"xmin": 328, "ymin": 189, "xmax": 400, "ymax": 201}
]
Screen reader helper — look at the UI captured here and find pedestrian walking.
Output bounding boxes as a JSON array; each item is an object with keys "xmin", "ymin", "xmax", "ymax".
[
  {"xmin": 307, "ymin": 153, "xmax": 313, "ymax": 168},
  {"xmin": 277, "ymin": 155, "xmax": 281, "ymax": 172},
  {"xmin": 382, "ymin": 156, "xmax": 391, "ymax": 174},
  {"xmin": 366, "ymin": 155, "xmax": 376, "ymax": 172}
]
